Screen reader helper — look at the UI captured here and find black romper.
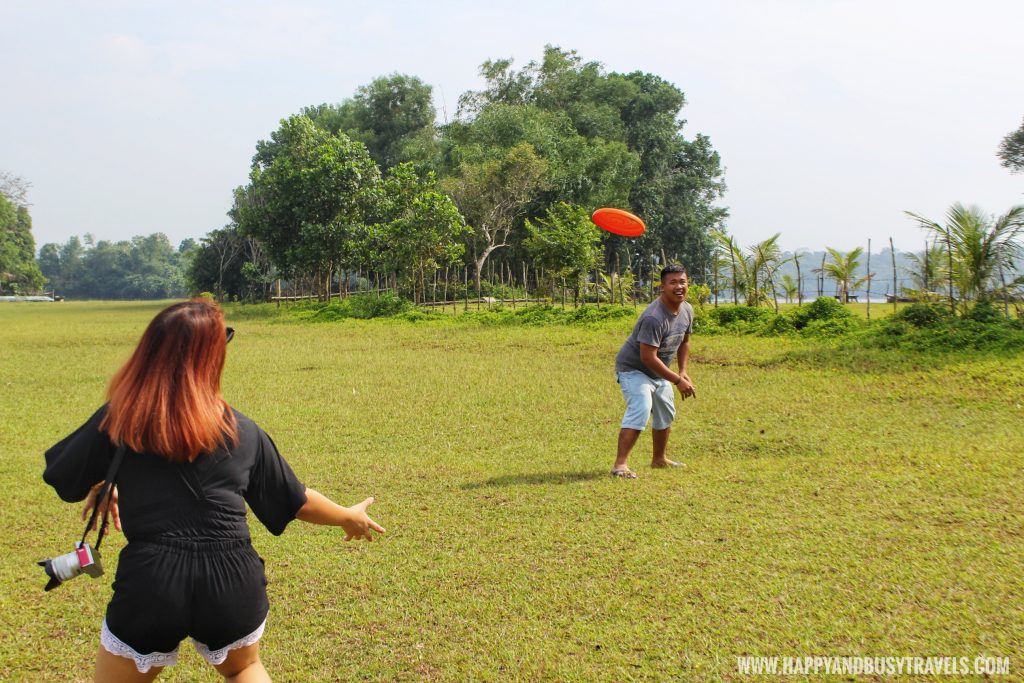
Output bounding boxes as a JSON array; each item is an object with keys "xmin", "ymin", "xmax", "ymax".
[{"xmin": 43, "ymin": 406, "xmax": 308, "ymax": 671}]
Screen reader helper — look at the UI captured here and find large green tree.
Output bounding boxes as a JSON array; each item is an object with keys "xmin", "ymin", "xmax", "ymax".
[
  {"xmin": 235, "ymin": 115, "xmax": 381, "ymax": 297},
  {"xmin": 449, "ymin": 46, "xmax": 727, "ymax": 281},
  {"xmin": 0, "ymin": 193, "xmax": 45, "ymax": 294},
  {"xmin": 524, "ymin": 202, "xmax": 601, "ymax": 299},
  {"xmin": 367, "ymin": 164, "xmax": 470, "ymax": 302},
  {"xmin": 444, "ymin": 143, "xmax": 549, "ymax": 293},
  {"xmin": 304, "ymin": 74, "xmax": 437, "ymax": 171}
]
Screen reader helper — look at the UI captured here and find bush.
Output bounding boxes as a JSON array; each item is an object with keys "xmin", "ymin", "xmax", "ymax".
[
  {"xmin": 762, "ymin": 314, "xmax": 796, "ymax": 335},
  {"xmin": 460, "ymin": 304, "xmax": 636, "ymax": 327},
  {"xmin": 857, "ymin": 306, "xmax": 1024, "ymax": 353},
  {"xmin": 787, "ymin": 297, "xmax": 854, "ymax": 330},
  {"xmin": 306, "ymin": 293, "xmax": 412, "ymax": 321},
  {"xmin": 801, "ymin": 316, "xmax": 860, "ymax": 338},
  {"xmin": 708, "ymin": 305, "xmax": 775, "ymax": 326},
  {"xmin": 965, "ymin": 301, "xmax": 1004, "ymax": 324},
  {"xmin": 892, "ymin": 303, "xmax": 951, "ymax": 329}
]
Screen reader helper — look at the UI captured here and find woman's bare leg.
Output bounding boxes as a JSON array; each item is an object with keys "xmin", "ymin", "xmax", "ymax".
[
  {"xmin": 212, "ymin": 643, "xmax": 271, "ymax": 683},
  {"xmin": 94, "ymin": 646, "xmax": 163, "ymax": 683}
]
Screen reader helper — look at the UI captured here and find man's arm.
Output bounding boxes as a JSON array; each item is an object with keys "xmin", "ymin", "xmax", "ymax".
[
  {"xmin": 677, "ymin": 334, "xmax": 695, "ymax": 398},
  {"xmin": 639, "ymin": 342, "xmax": 695, "ymax": 398},
  {"xmin": 678, "ymin": 333, "xmax": 691, "ymax": 380}
]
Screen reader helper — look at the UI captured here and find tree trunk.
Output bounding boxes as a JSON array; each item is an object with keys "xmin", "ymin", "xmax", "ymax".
[
  {"xmin": 889, "ymin": 237, "xmax": 897, "ymax": 314},
  {"xmin": 945, "ymin": 229, "xmax": 955, "ymax": 315},
  {"xmin": 730, "ymin": 250, "xmax": 738, "ymax": 305},
  {"xmin": 866, "ymin": 239, "xmax": 872, "ymax": 321},
  {"xmin": 794, "ymin": 255, "xmax": 802, "ymax": 306}
]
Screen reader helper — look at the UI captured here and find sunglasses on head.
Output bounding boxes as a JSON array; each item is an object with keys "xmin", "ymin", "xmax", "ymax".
[{"xmin": 226, "ymin": 327, "xmax": 235, "ymax": 344}]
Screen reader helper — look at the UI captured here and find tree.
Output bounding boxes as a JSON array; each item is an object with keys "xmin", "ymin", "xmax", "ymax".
[
  {"xmin": 524, "ymin": 202, "xmax": 601, "ymax": 299},
  {"xmin": 305, "ymin": 74, "xmax": 437, "ymax": 171},
  {"xmin": 712, "ymin": 230, "xmax": 745, "ymax": 305},
  {"xmin": 370, "ymin": 164, "xmax": 470, "ymax": 302},
  {"xmin": 236, "ymin": 115, "xmax": 381, "ymax": 297},
  {"xmin": 444, "ymin": 143, "xmax": 548, "ymax": 294},
  {"xmin": 998, "ymin": 118, "xmax": 1024, "ymax": 173},
  {"xmin": 37, "ymin": 236, "xmax": 85, "ymax": 295},
  {"xmin": 906, "ymin": 203, "xmax": 1024, "ymax": 311},
  {"xmin": 901, "ymin": 240, "xmax": 946, "ymax": 301},
  {"xmin": 711, "ymin": 231, "xmax": 782, "ymax": 306},
  {"xmin": 203, "ymin": 227, "xmax": 243, "ymax": 299},
  {"xmin": 0, "ymin": 194, "xmax": 45, "ymax": 294},
  {"xmin": 0, "ymin": 171, "xmax": 32, "ymax": 207},
  {"xmin": 187, "ymin": 229, "xmax": 250, "ymax": 300},
  {"xmin": 748, "ymin": 234, "xmax": 784, "ymax": 310},
  {"xmin": 449, "ymin": 46, "xmax": 726, "ymax": 278},
  {"xmin": 780, "ymin": 274, "xmax": 799, "ymax": 304},
  {"xmin": 820, "ymin": 247, "xmax": 870, "ymax": 303},
  {"xmin": 36, "ymin": 233, "xmax": 189, "ymax": 299}
]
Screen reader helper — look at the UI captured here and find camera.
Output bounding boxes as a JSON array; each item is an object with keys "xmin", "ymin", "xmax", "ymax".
[{"xmin": 38, "ymin": 542, "xmax": 103, "ymax": 591}]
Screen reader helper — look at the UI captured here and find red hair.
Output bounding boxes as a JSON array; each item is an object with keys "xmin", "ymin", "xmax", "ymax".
[{"xmin": 101, "ymin": 299, "xmax": 238, "ymax": 462}]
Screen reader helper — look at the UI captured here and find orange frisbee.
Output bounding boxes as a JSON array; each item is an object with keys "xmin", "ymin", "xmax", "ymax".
[{"xmin": 591, "ymin": 207, "xmax": 645, "ymax": 237}]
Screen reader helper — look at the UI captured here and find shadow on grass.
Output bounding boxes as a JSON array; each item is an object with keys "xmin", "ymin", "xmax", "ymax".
[{"xmin": 461, "ymin": 470, "xmax": 607, "ymax": 489}]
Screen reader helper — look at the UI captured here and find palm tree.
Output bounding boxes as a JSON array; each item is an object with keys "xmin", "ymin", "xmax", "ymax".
[
  {"xmin": 820, "ymin": 246, "xmax": 870, "ymax": 303},
  {"xmin": 711, "ymin": 231, "xmax": 784, "ymax": 307},
  {"xmin": 748, "ymin": 234, "xmax": 784, "ymax": 310},
  {"xmin": 901, "ymin": 240, "xmax": 946, "ymax": 302},
  {"xmin": 711, "ymin": 230, "xmax": 747, "ymax": 305},
  {"xmin": 905, "ymin": 204, "xmax": 1024, "ymax": 312},
  {"xmin": 780, "ymin": 274, "xmax": 799, "ymax": 303}
]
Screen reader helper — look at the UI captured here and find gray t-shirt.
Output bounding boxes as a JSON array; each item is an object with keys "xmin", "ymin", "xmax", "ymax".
[{"xmin": 615, "ymin": 299, "xmax": 693, "ymax": 379}]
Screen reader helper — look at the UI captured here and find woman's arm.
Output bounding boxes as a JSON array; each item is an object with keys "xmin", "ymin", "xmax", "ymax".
[{"xmin": 295, "ymin": 488, "xmax": 386, "ymax": 541}]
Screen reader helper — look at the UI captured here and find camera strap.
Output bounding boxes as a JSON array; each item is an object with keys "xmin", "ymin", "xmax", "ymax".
[{"xmin": 80, "ymin": 443, "xmax": 127, "ymax": 551}]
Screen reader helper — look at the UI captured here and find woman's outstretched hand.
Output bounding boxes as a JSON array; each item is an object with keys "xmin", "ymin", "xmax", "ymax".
[
  {"xmin": 341, "ymin": 497, "xmax": 386, "ymax": 542},
  {"xmin": 296, "ymin": 488, "xmax": 386, "ymax": 541},
  {"xmin": 81, "ymin": 482, "xmax": 121, "ymax": 532}
]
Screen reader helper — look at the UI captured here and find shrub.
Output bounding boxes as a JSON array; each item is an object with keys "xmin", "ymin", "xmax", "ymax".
[
  {"xmin": 708, "ymin": 305, "xmax": 775, "ymax": 326},
  {"xmin": 306, "ymin": 293, "xmax": 412, "ymax": 321},
  {"xmin": 965, "ymin": 301, "xmax": 1004, "ymax": 324},
  {"xmin": 762, "ymin": 315, "xmax": 796, "ymax": 335},
  {"xmin": 801, "ymin": 316, "xmax": 860, "ymax": 338},
  {"xmin": 460, "ymin": 304, "xmax": 636, "ymax": 327},
  {"xmin": 787, "ymin": 296, "xmax": 854, "ymax": 330},
  {"xmin": 856, "ymin": 306, "xmax": 1024, "ymax": 353},
  {"xmin": 892, "ymin": 303, "xmax": 951, "ymax": 329}
]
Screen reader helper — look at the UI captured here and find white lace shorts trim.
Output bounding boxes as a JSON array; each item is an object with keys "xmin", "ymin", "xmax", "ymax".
[
  {"xmin": 193, "ymin": 618, "xmax": 266, "ymax": 665},
  {"xmin": 100, "ymin": 620, "xmax": 179, "ymax": 673},
  {"xmin": 100, "ymin": 617, "xmax": 267, "ymax": 672}
]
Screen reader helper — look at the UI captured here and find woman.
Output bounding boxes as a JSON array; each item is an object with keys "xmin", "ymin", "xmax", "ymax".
[{"xmin": 43, "ymin": 300, "xmax": 384, "ymax": 682}]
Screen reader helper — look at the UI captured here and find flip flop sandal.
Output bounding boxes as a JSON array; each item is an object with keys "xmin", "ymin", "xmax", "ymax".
[{"xmin": 611, "ymin": 468, "xmax": 638, "ymax": 479}]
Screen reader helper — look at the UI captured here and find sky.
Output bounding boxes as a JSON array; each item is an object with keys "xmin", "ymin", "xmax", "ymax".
[{"xmin": 2, "ymin": 0, "xmax": 1022, "ymax": 254}]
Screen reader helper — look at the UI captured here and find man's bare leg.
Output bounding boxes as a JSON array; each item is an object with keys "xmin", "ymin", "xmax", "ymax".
[
  {"xmin": 614, "ymin": 428, "xmax": 642, "ymax": 474},
  {"xmin": 651, "ymin": 427, "xmax": 682, "ymax": 467}
]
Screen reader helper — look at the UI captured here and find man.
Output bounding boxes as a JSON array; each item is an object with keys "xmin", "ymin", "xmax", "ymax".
[{"xmin": 612, "ymin": 264, "xmax": 696, "ymax": 478}]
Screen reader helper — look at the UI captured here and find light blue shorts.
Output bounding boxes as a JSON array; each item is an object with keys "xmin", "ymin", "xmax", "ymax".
[{"xmin": 617, "ymin": 370, "xmax": 676, "ymax": 431}]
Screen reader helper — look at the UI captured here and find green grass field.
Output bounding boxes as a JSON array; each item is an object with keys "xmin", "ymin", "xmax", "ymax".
[{"xmin": 1, "ymin": 301, "xmax": 1021, "ymax": 681}]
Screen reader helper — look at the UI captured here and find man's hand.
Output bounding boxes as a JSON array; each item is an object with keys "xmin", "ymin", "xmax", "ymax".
[
  {"xmin": 81, "ymin": 482, "xmax": 121, "ymax": 532},
  {"xmin": 676, "ymin": 377, "xmax": 696, "ymax": 400}
]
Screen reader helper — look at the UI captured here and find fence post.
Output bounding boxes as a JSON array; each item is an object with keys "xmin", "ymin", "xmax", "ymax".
[
  {"xmin": 890, "ymin": 237, "xmax": 898, "ymax": 314},
  {"xmin": 866, "ymin": 239, "xmax": 872, "ymax": 321}
]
